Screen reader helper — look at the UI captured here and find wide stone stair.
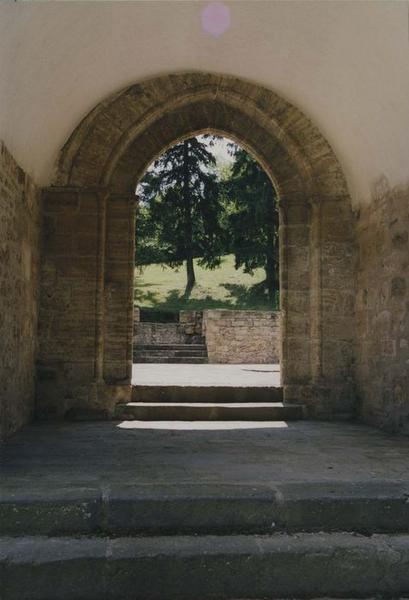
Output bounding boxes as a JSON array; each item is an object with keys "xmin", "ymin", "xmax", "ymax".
[
  {"xmin": 116, "ymin": 400, "xmax": 302, "ymax": 421},
  {"xmin": 2, "ymin": 481, "xmax": 409, "ymax": 599},
  {"xmin": 116, "ymin": 383, "xmax": 302, "ymax": 421},
  {"xmin": 133, "ymin": 342, "xmax": 208, "ymax": 364}
]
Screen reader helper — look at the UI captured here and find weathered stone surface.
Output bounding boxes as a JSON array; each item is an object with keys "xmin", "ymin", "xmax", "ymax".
[
  {"xmin": 36, "ymin": 188, "xmax": 101, "ymax": 417},
  {"xmin": 4, "ymin": 479, "xmax": 409, "ymax": 538},
  {"xmin": 115, "ymin": 401, "xmax": 301, "ymax": 422},
  {"xmin": 204, "ymin": 310, "xmax": 281, "ymax": 364},
  {"xmin": 3, "ymin": 420, "xmax": 409, "ymax": 533},
  {"xmin": 133, "ymin": 312, "xmax": 206, "ymax": 362},
  {"xmin": 179, "ymin": 309, "xmax": 203, "ymax": 335},
  {"xmin": 103, "ymin": 196, "xmax": 135, "ymax": 384},
  {"xmin": 134, "ymin": 322, "xmax": 200, "ymax": 346},
  {"xmin": 34, "ymin": 73, "xmax": 356, "ymax": 420},
  {"xmin": 3, "ymin": 532, "xmax": 409, "ymax": 599},
  {"xmin": 0, "ymin": 142, "xmax": 41, "ymax": 439},
  {"xmin": 356, "ymin": 180, "xmax": 409, "ymax": 434},
  {"xmin": 131, "ymin": 384, "xmax": 283, "ymax": 404}
]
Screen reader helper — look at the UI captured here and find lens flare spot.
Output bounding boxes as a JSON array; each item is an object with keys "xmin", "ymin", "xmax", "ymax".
[{"xmin": 201, "ymin": 2, "xmax": 231, "ymax": 38}]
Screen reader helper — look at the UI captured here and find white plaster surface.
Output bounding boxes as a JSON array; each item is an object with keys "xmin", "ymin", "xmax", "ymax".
[{"xmin": 1, "ymin": 1, "xmax": 409, "ymax": 205}]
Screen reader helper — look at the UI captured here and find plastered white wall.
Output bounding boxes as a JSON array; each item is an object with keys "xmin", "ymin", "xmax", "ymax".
[{"xmin": 1, "ymin": 0, "xmax": 408, "ymax": 206}]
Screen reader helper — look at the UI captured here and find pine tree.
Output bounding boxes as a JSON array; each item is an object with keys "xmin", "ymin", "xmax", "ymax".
[
  {"xmin": 225, "ymin": 146, "xmax": 279, "ymax": 304},
  {"xmin": 136, "ymin": 136, "xmax": 224, "ymax": 298}
]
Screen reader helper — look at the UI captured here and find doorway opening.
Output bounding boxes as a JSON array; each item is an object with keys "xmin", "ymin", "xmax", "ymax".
[{"xmin": 131, "ymin": 133, "xmax": 282, "ymax": 407}]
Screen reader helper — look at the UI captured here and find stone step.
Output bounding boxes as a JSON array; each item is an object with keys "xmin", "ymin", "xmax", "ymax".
[
  {"xmin": 132, "ymin": 355, "xmax": 209, "ymax": 364},
  {"xmin": 115, "ymin": 401, "xmax": 303, "ymax": 421},
  {"xmin": 131, "ymin": 385, "xmax": 284, "ymax": 403},
  {"xmin": 174, "ymin": 350, "xmax": 208, "ymax": 357},
  {"xmin": 136, "ymin": 343, "xmax": 207, "ymax": 351},
  {"xmin": 134, "ymin": 348, "xmax": 208, "ymax": 357},
  {"xmin": 2, "ymin": 482, "xmax": 409, "ymax": 538},
  {"xmin": 2, "ymin": 533, "xmax": 409, "ymax": 599},
  {"xmin": 134, "ymin": 339, "xmax": 205, "ymax": 346}
]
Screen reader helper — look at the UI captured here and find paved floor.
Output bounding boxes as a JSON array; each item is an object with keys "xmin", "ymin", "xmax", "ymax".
[
  {"xmin": 132, "ymin": 363, "xmax": 281, "ymax": 387},
  {"xmin": 1, "ymin": 420, "xmax": 409, "ymax": 493}
]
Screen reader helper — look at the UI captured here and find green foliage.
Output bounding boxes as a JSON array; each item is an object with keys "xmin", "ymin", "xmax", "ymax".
[
  {"xmin": 135, "ymin": 135, "xmax": 280, "ymax": 308},
  {"xmin": 223, "ymin": 145, "xmax": 279, "ymax": 302},
  {"xmin": 136, "ymin": 136, "xmax": 226, "ymax": 296}
]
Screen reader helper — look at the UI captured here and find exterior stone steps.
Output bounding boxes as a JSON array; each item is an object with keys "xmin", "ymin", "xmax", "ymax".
[
  {"xmin": 131, "ymin": 384, "xmax": 284, "ymax": 403},
  {"xmin": 4, "ymin": 423, "xmax": 409, "ymax": 600},
  {"xmin": 133, "ymin": 355, "xmax": 209, "ymax": 364},
  {"xmin": 2, "ymin": 533, "xmax": 409, "ymax": 599},
  {"xmin": 115, "ymin": 401, "xmax": 303, "ymax": 421},
  {"xmin": 133, "ymin": 342, "xmax": 208, "ymax": 363},
  {"xmin": 136, "ymin": 343, "xmax": 207, "ymax": 351},
  {"xmin": 135, "ymin": 350, "xmax": 208, "ymax": 358},
  {"xmin": 133, "ymin": 322, "xmax": 206, "ymax": 347},
  {"xmin": 137, "ymin": 348, "xmax": 207, "ymax": 356}
]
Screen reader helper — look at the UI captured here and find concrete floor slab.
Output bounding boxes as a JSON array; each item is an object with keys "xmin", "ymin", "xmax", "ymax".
[
  {"xmin": 2, "ymin": 420, "xmax": 409, "ymax": 492},
  {"xmin": 131, "ymin": 363, "xmax": 281, "ymax": 387},
  {"xmin": 2, "ymin": 421, "xmax": 409, "ymax": 538}
]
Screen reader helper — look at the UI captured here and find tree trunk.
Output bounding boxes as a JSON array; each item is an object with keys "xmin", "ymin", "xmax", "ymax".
[
  {"xmin": 184, "ymin": 255, "xmax": 196, "ymax": 298},
  {"xmin": 182, "ymin": 140, "xmax": 196, "ymax": 298}
]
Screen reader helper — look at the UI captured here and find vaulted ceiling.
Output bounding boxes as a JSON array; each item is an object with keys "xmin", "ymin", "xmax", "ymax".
[{"xmin": 1, "ymin": 1, "xmax": 408, "ymax": 206}]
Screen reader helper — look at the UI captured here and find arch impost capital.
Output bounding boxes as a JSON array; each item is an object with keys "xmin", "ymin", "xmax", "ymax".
[
  {"xmin": 278, "ymin": 193, "xmax": 309, "ymax": 224},
  {"xmin": 280, "ymin": 193, "xmax": 309, "ymax": 206}
]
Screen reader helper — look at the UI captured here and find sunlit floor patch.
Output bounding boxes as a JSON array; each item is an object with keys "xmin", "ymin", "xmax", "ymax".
[{"xmin": 117, "ymin": 420, "xmax": 289, "ymax": 430}]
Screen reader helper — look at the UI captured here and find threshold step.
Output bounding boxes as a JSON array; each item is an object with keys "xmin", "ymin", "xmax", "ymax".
[
  {"xmin": 115, "ymin": 401, "xmax": 303, "ymax": 421},
  {"xmin": 2, "ymin": 533, "xmax": 409, "ymax": 599},
  {"xmin": 131, "ymin": 385, "xmax": 284, "ymax": 403}
]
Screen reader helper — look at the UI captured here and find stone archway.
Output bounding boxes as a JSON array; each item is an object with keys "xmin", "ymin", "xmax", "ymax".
[{"xmin": 37, "ymin": 72, "xmax": 356, "ymax": 419}]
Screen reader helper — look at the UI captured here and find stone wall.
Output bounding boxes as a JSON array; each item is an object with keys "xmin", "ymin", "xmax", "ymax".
[
  {"xmin": 356, "ymin": 179, "xmax": 409, "ymax": 434},
  {"xmin": 0, "ymin": 142, "xmax": 41, "ymax": 439},
  {"xmin": 37, "ymin": 190, "xmax": 135, "ymax": 418},
  {"xmin": 134, "ymin": 323, "xmax": 189, "ymax": 346},
  {"xmin": 203, "ymin": 310, "xmax": 280, "ymax": 364},
  {"xmin": 179, "ymin": 310, "xmax": 203, "ymax": 336},
  {"xmin": 37, "ymin": 189, "xmax": 102, "ymax": 416},
  {"xmin": 134, "ymin": 311, "xmax": 204, "ymax": 346}
]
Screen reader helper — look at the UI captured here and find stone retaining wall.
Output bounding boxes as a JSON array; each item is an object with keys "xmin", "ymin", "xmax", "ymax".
[
  {"xmin": 133, "ymin": 310, "xmax": 204, "ymax": 346},
  {"xmin": 134, "ymin": 323, "xmax": 188, "ymax": 345},
  {"xmin": 203, "ymin": 310, "xmax": 280, "ymax": 364},
  {"xmin": 179, "ymin": 310, "xmax": 203, "ymax": 336},
  {"xmin": 0, "ymin": 142, "xmax": 41, "ymax": 439},
  {"xmin": 133, "ymin": 309, "xmax": 281, "ymax": 364}
]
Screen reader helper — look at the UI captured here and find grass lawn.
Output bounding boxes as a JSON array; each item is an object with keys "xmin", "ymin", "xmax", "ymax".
[{"xmin": 134, "ymin": 254, "xmax": 278, "ymax": 311}]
